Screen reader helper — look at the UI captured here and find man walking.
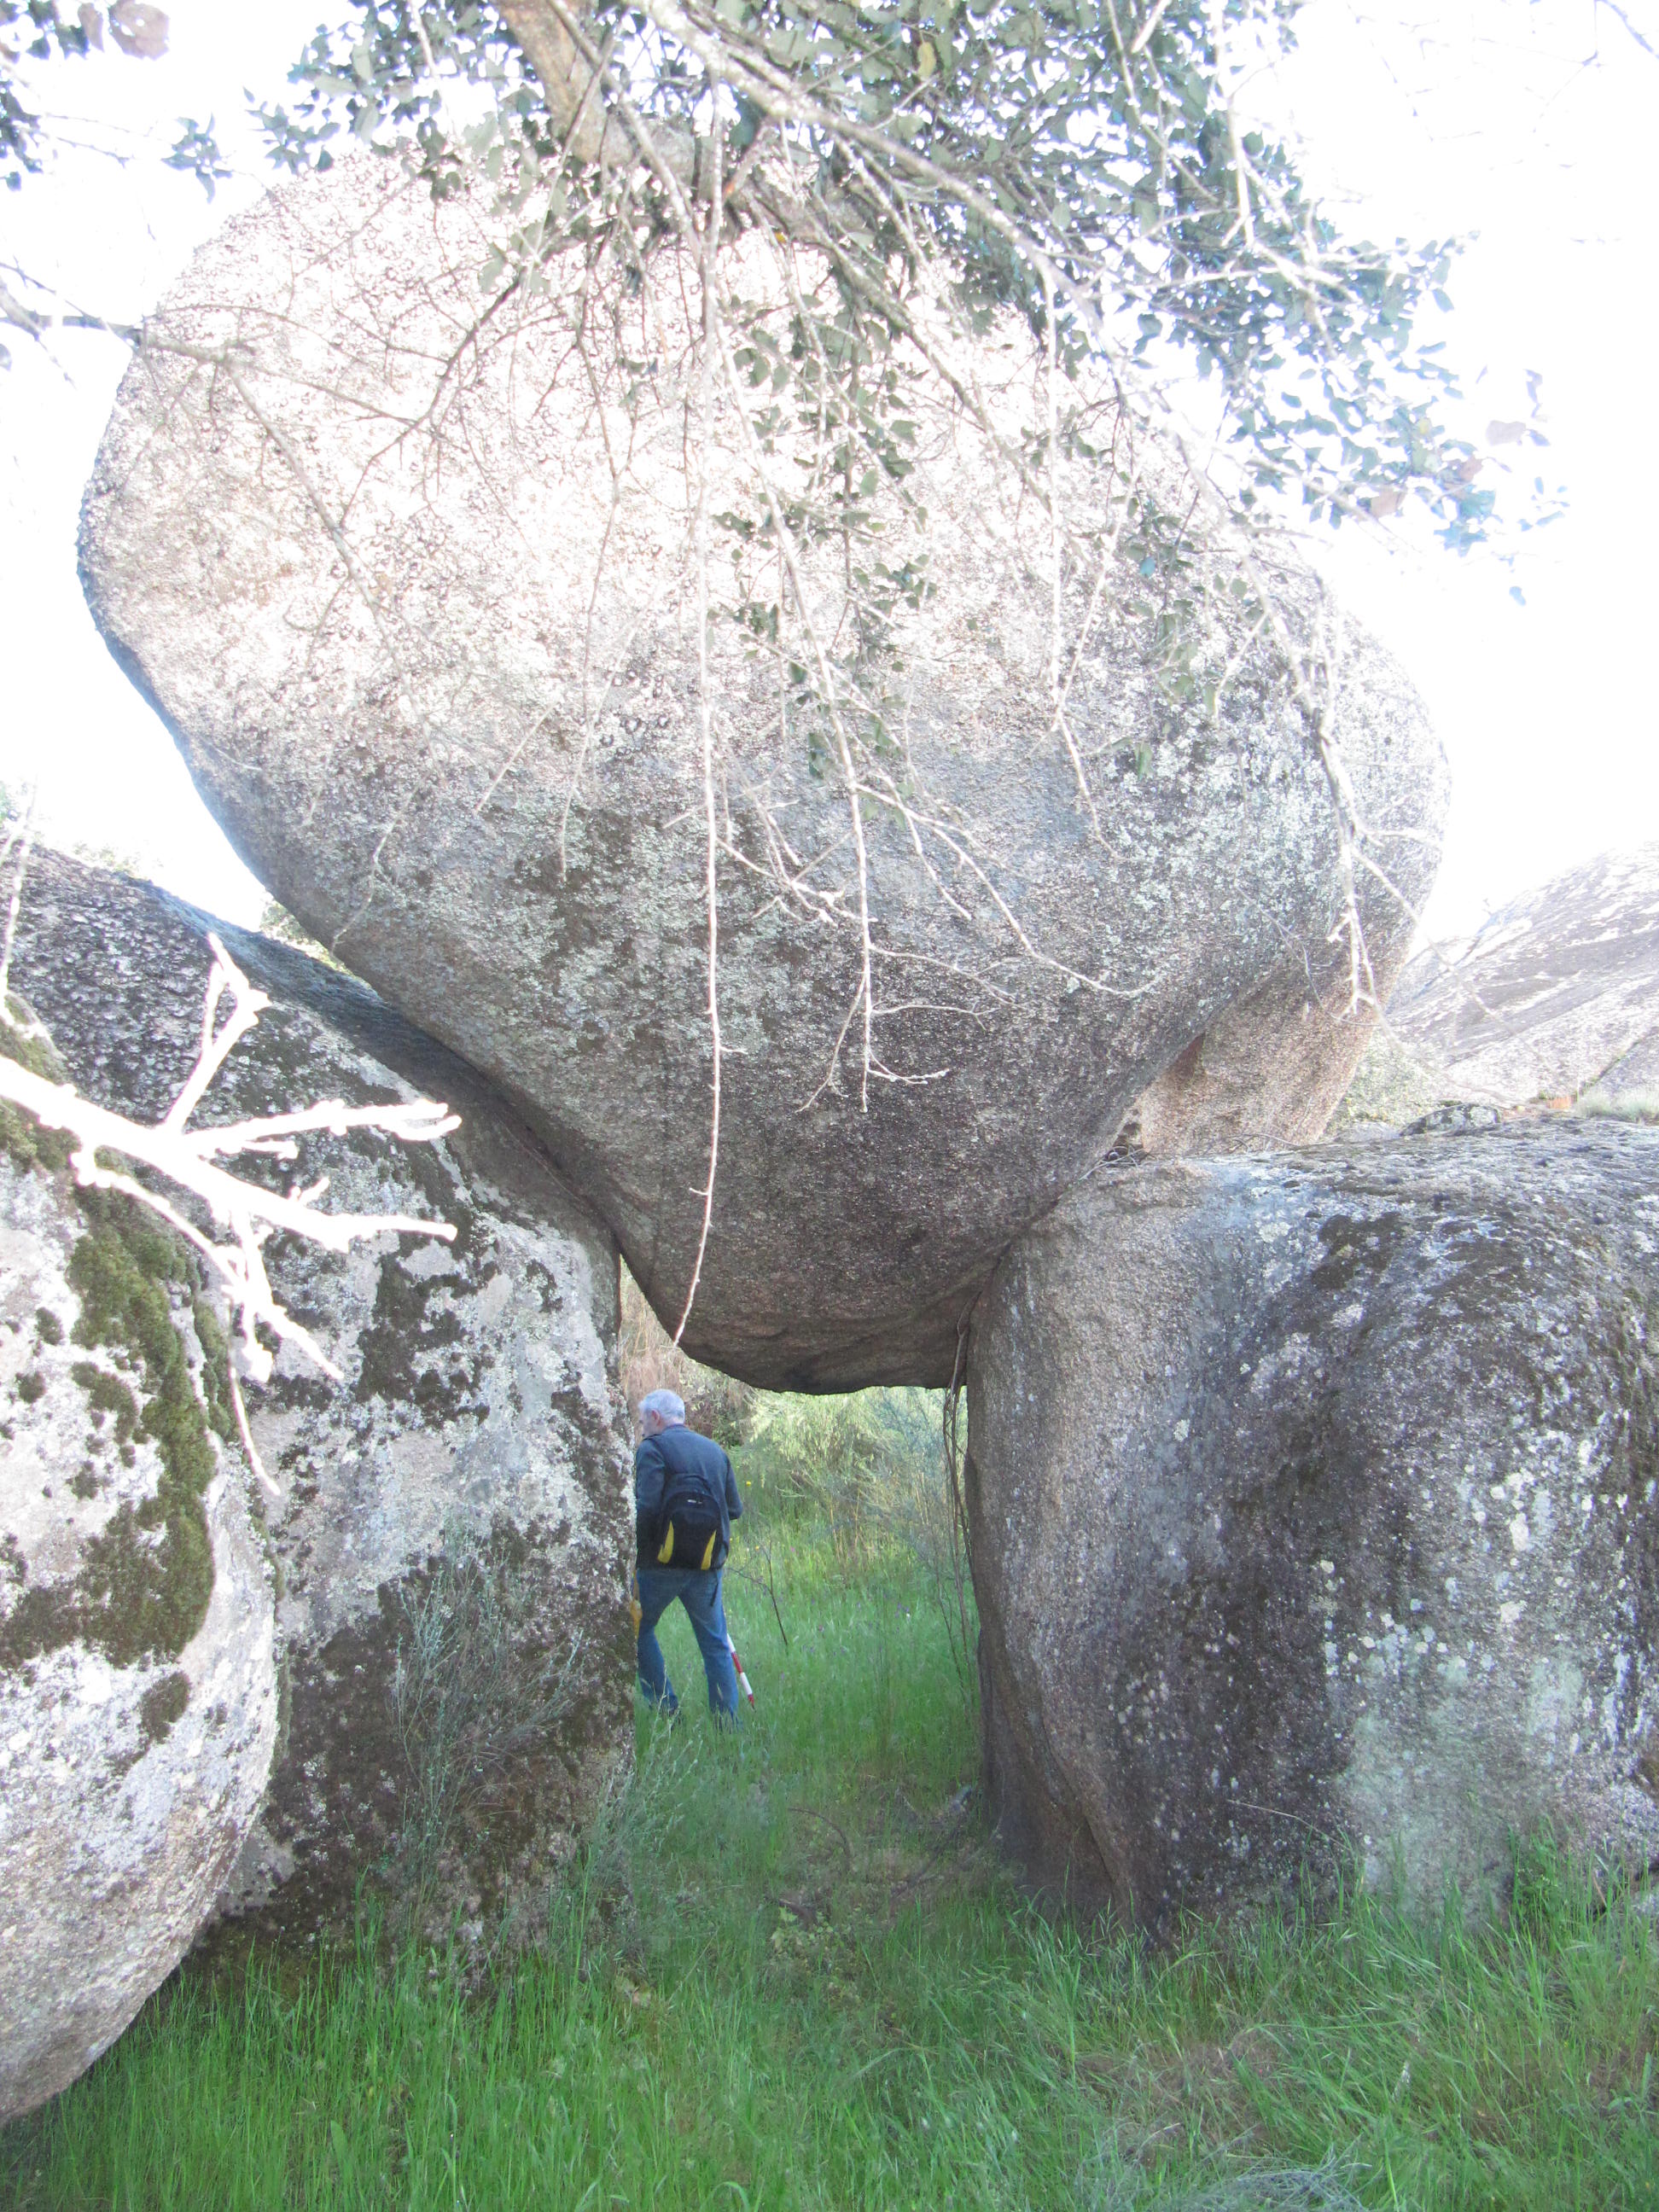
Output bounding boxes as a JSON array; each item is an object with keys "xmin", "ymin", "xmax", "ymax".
[{"xmin": 632, "ymin": 1388, "xmax": 744, "ymax": 1721}]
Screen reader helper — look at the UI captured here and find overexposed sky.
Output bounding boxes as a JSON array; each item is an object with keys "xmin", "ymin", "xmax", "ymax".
[
  {"xmin": 1260, "ymin": 1, "xmax": 1659, "ymax": 940},
  {"xmin": 2, "ymin": 0, "xmax": 1655, "ymax": 938},
  {"xmin": 3, "ymin": 0, "xmax": 320, "ymax": 922}
]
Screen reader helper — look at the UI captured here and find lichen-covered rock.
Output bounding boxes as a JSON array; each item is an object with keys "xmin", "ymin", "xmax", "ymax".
[
  {"xmin": 0, "ymin": 1062, "xmax": 277, "ymax": 2124},
  {"xmin": 1388, "ymin": 844, "xmax": 1659, "ymax": 1106},
  {"xmin": 9, "ymin": 853, "xmax": 635, "ymax": 1957},
  {"xmin": 969, "ymin": 1121, "xmax": 1659, "ymax": 1932},
  {"xmin": 79, "ymin": 160, "xmax": 1446, "ymax": 1390}
]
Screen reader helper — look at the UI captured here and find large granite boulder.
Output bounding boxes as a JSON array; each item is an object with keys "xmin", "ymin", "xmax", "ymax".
[
  {"xmin": 1386, "ymin": 844, "xmax": 1659, "ymax": 1107},
  {"xmin": 969, "ymin": 1120, "xmax": 1659, "ymax": 1932},
  {"xmin": 79, "ymin": 161, "xmax": 1447, "ymax": 1390},
  {"xmin": 8, "ymin": 853, "xmax": 635, "ymax": 1968},
  {"xmin": 0, "ymin": 1029, "xmax": 277, "ymax": 2123}
]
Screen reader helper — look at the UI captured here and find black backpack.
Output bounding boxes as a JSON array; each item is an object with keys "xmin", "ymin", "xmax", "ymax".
[{"xmin": 646, "ymin": 1433, "xmax": 729, "ymax": 1572}]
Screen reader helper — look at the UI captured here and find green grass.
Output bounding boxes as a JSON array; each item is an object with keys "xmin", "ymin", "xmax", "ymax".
[{"xmin": 4, "ymin": 1511, "xmax": 1656, "ymax": 2211}]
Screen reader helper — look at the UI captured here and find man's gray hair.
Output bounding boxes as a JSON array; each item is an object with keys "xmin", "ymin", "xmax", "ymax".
[{"xmin": 638, "ymin": 1388, "xmax": 686, "ymax": 1425}]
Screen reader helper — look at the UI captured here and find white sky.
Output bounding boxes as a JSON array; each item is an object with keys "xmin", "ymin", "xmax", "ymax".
[{"xmin": 2, "ymin": 0, "xmax": 1656, "ymax": 939}]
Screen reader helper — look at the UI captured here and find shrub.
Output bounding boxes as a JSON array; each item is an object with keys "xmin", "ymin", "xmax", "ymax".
[{"xmin": 618, "ymin": 1266, "xmax": 754, "ymax": 1448}]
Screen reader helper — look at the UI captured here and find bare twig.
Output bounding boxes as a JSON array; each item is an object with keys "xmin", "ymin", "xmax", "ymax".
[
  {"xmin": 0, "ymin": 928, "xmax": 460, "ymax": 1493},
  {"xmin": 727, "ymin": 1548, "xmax": 789, "ymax": 1648}
]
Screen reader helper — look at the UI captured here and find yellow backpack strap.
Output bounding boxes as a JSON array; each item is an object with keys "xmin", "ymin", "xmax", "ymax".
[
  {"xmin": 699, "ymin": 1528, "xmax": 717, "ymax": 1571},
  {"xmin": 657, "ymin": 1522, "xmax": 675, "ymax": 1564}
]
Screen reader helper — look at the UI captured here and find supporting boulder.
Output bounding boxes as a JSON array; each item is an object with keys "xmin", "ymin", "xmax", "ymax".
[
  {"xmin": 969, "ymin": 1121, "xmax": 1659, "ymax": 1931},
  {"xmin": 0, "ymin": 1035, "xmax": 277, "ymax": 2124},
  {"xmin": 8, "ymin": 853, "xmax": 635, "ymax": 1970},
  {"xmin": 79, "ymin": 160, "xmax": 1446, "ymax": 1389}
]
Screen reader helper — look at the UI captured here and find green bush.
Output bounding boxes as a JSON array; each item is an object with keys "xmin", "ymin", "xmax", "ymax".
[{"xmin": 736, "ymin": 1388, "xmax": 936, "ymax": 1545}]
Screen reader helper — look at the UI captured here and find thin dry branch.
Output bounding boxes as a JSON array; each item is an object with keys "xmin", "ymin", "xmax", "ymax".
[
  {"xmin": 0, "ymin": 929, "xmax": 459, "ymax": 1494},
  {"xmin": 672, "ymin": 90, "xmax": 726, "ymax": 1348},
  {"xmin": 1043, "ymin": 271, "xmax": 1102, "ymax": 841}
]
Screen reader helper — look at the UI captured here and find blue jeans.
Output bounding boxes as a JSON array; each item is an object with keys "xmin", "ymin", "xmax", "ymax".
[{"xmin": 636, "ymin": 1565, "xmax": 740, "ymax": 1720}]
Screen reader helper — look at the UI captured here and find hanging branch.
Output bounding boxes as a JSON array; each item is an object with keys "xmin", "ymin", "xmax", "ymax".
[
  {"xmin": 940, "ymin": 1317, "xmax": 974, "ymax": 1702},
  {"xmin": 672, "ymin": 72, "xmax": 726, "ymax": 1348}
]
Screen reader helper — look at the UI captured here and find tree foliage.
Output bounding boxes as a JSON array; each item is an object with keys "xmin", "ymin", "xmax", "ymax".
[
  {"xmin": 3, "ymin": 1, "xmax": 103, "ymax": 193},
  {"xmin": 1, "ymin": 4, "xmax": 192, "ymax": 193},
  {"xmin": 259, "ymin": 0, "xmax": 1489, "ymax": 547},
  {"xmin": 2, "ymin": 3, "xmax": 222, "ymax": 357}
]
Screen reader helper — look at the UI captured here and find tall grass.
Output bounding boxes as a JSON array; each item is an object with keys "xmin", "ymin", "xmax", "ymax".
[
  {"xmin": 1577, "ymin": 1085, "xmax": 1659, "ymax": 1125},
  {"xmin": 5, "ymin": 1434, "xmax": 1656, "ymax": 2210}
]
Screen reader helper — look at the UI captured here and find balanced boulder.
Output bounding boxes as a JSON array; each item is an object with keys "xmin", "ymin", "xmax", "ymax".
[
  {"xmin": 969, "ymin": 1119, "xmax": 1659, "ymax": 1930},
  {"xmin": 79, "ymin": 160, "xmax": 1447, "ymax": 1388},
  {"xmin": 8, "ymin": 853, "xmax": 635, "ymax": 1963}
]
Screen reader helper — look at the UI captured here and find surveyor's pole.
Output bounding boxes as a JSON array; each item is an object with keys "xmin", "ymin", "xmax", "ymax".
[{"xmin": 727, "ymin": 1632, "xmax": 754, "ymax": 1706}]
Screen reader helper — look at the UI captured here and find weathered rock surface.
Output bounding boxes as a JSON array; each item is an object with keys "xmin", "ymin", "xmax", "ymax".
[
  {"xmin": 0, "ymin": 1038, "xmax": 277, "ymax": 2123},
  {"xmin": 969, "ymin": 1121, "xmax": 1659, "ymax": 1931},
  {"xmin": 8, "ymin": 853, "xmax": 635, "ymax": 1962},
  {"xmin": 80, "ymin": 161, "xmax": 1446, "ymax": 1389},
  {"xmin": 1388, "ymin": 844, "xmax": 1659, "ymax": 1106}
]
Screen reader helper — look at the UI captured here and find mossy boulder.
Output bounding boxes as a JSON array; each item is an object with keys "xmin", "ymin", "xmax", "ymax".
[
  {"xmin": 0, "ymin": 1111, "xmax": 276, "ymax": 2125},
  {"xmin": 8, "ymin": 852, "xmax": 635, "ymax": 1965}
]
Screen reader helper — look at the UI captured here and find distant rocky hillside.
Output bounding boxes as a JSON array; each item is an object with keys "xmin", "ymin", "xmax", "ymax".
[{"xmin": 1340, "ymin": 844, "xmax": 1659, "ymax": 1118}]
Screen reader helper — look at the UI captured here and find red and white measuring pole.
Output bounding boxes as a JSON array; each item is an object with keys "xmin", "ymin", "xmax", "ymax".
[{"xmin": 726, "ymin": 1633, "xmax": 755, "ymax": 1707}]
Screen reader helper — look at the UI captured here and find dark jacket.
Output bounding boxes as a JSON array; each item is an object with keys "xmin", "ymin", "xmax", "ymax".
[{"xmin": 634, "ymin": 1423, "xmax": 742, "ymax": 1570}]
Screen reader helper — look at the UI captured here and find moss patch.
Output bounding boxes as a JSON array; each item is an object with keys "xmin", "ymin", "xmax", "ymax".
[
  {"xmin": 0, "ymin": 1188, "xmax": 224, "ymax": 1674},
  {"xmin": 71, "ymin": 1360, "xmax": 139, "ymax": 1445},
  {"xmin": 139, "ymin": 1668, "xmax": 190, "ymax": 1744},
  {"xmin": 189, "ymin": 1292, "xmax": 236, "ymax": 1445},
  {"xmin": 0, "ymin": 1020, "xmax": 73, "ymax": 1175}
]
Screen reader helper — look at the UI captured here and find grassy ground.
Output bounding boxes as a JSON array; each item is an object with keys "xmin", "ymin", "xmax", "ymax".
[{"xmin": 4, "ymin": 1511, "xmax": 1657, "ymax": 2210}]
